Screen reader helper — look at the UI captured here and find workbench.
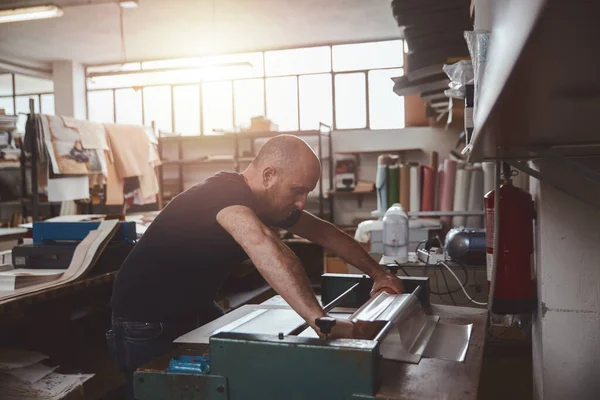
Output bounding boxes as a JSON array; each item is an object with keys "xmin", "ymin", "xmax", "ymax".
[
  {"xmin": 262, "ymin": 295, "xmax": 488, "ymax": 400},
  {"xmin": 137, "ymin": 294, "xmax": 487, "ymax": 400}
]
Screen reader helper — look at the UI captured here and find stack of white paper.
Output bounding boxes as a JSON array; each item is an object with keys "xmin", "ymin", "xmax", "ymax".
[{"xmin": 0, "ymin": 348, "xmax": 93, "ymax": 399}]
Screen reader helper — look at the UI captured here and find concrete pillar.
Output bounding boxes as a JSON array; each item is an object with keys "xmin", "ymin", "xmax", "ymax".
[
  {"xmin": 52, "ymin": 60, "xmax": 86, "ymax": 118},
  {"xmin": 530, "ymin": 159, "xmax": 600, "ymax": 400}
]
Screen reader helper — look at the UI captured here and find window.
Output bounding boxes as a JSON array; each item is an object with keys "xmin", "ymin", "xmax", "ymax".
[
  {"xmin": 143, "ymin": 86, "xmax": 172, "ymax": 131},
  {"xmin": 234, "ymin": 79, "xmax": 264, "ymax": 129},
  {"xmin": 0, "ymin": 74, "xmax": 13, "ymax": 96},
  {"xmin": 266, "ymin": 77, "xmax": 298, "ymax": 131},
  {"xmin": 332, "ymin": 40, "xmax": 404, "ymax": 71},
  {"xmin": 334, "ymin": 73, "xmax": 366, "ymax": 129},
  {"xmin": 115, "ymin": 88, "xmax": 142, "ymax": 125},
  {"xmin": 299, "ymin": 74, "xmax": 333, "ymax": 130},
  {"xmin": 85, "ymin": 40, "xmax": 407, "ymax": 133},
  {"xmin": 368, "ymin": 69, "xmax": 405, "ymax": 129},
  {"xmin": 15, "ymin": 95, "xmax": 40, "ymax": 133},
  {"xmin": 202, "ymin": 81, "xmax": 233, "ymax": 135},
  {"xmin": 40, "ymin": 94, "xmax": 55, "ymax": 115},
  {"xmin": 173, "ymin": 85, "xmax": 200, "ymax": 135},
  {"xmin": 88, "ymin": 90, "xmax": 115, "ymax": 123},
  {"xmin": 0, "ymin": 97, "xmax": 14, "ymax": 115},
  {"xmin": 15, "ymin": 75, "xmax": 54, "ymax": 95},
  {"xmin": 265, "ymin": 47, "xmax": 331, "ymax": 76}
]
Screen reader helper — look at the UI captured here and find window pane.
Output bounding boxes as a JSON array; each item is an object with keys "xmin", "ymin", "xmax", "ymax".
[
  {"xmin": 0, "ymin": 74, "xmax": 13, "ymax": 96},
  {"xmin": 15, "ymin": 95, "xmax": 40, "ymax": 133},
  {"xmin": 173, "ymin": 85, "xmax": 200, "ymax": 135},
  {"xmin": 143, "ymin": 86, "xmax": 172, "ymax": 131},
  {"xmin": 299, "ymin": 74, "xmax": 332, "ymax": 130},
  {"xmin": 332, "ymin": 40, "xmax": 404, "ymax": 71},
  {"xmin": 202, "ymin": 81, "xmax": 233, "ymax": 135},
  {"xmin": 88, "ymin": 90, "xmax": 115, "ymax": 123},
  {"xmin": 266, "ymin": 77, "xmax": 298, "ymax": 131},
  {"xmin": 0, "ymin": 97, "xmax": 14, "ymax": 115},
  {"xmin": 334, "ymin": 73, "xmax": 366, "ymax": 129},
  {"xmin": 115, "ymin": 88, "xmax": 142, "ymax": 125},
  {"xmin": 369, "ymin": 69, "xmax": 405, "ymax": 129},
  {"xmin": 265, "ymin": 46, "xmax": 331, "ymax": 76},
  {"xmin": 14, "ymin": 74, "xmax": 54, "ymax": 95},
  {"xmin": 40, "ymin": 94, "xmax": 55, "ymax": 115},
  {"xmin": 234, "ymin": 79, "xmax": 264, "ymax": 129}
]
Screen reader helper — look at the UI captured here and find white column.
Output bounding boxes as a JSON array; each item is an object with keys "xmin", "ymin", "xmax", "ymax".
[{"xmin": 52, "ymin": 60, "xmax": 86, "ymax": 119}]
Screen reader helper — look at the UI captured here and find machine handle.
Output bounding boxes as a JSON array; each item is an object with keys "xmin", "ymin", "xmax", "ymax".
[{"xmin": 315, "ymin": 317, "xmax": 336, "ymax": 339}]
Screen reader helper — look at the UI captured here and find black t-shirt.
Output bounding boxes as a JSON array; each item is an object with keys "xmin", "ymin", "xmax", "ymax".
[{"xmin": 111, "ymin": 171, "xmax": 301, "ymax": 322}]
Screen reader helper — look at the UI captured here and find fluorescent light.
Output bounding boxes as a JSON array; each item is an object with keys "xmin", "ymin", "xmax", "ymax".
[
  {"xmin": 119, "ymin": 0, "xmax": 139, "ymax": 8},
  {"xmin": 0, "ymin": 5, "xmax": 63, "ymax": 24}
]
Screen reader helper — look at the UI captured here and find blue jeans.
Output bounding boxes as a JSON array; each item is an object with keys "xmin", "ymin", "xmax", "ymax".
[{"xmin": 106, "ymin": 304, "xmax": 224, "ymax": 400}]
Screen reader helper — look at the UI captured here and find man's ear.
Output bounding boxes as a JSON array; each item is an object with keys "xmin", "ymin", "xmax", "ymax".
[{"xmin": 262, "ymin": 166, "xmax": 276, "ymax": 188}]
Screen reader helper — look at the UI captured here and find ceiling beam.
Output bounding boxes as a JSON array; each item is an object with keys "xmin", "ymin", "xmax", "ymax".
[{"xmin": 0, "ymin": 59, "xmax": 52, "ymax": 79}]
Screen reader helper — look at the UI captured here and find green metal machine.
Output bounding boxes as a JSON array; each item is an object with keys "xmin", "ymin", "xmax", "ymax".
[{"xmin": 134, "ymin": 274, "xmax": 430, "ymax": 400}]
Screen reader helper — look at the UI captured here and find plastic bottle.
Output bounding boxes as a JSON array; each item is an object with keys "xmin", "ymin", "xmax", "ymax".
[{"xmin": 382, "ymin": 203, "xmax": 409, "ymax": 264}]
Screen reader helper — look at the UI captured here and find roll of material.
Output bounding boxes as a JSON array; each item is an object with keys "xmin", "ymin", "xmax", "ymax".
[
  {"xmin": 400, "ymin": 164, "xmax": 411, "ymax": 211},
  {"xmin": 430, "ymin": 151, "xmax": 439, "ymax": 170},
  {"xmin": 482, "ymin": 161, "xmax": 495, "ymax": 197},
  {"xmin": 435, "ymin": 164, "xmax": 444, "ymax": 211},
  {"xmin": 466, "ymin": 167, "xmax": 484, "ymax": 228},
  {"xmin": 376, "ymin": 163, "xmax": 389, "ymax": 213},
  {"xmin": 387, "ymin": 163, "xmax": 400, "ymax": 207},
  {"xmin": 421, "ymin": 165, "xmax": 436, "ymax": 212},
  {"xmin": 440, "ymin": 159, "xmax": 457, "ymax": 231},
  {"xmin": 410, "ymin": 165, "xmax": 421, "ymax": 212},
  {"xmin": 452, "ymin": 168, "xmax": 471, "ymax": 227}
]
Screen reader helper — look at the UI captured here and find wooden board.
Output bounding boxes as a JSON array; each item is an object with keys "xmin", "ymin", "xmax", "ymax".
[{"xmin": 376, "ymin": 304, "xmax": 487, "ymax": 400}]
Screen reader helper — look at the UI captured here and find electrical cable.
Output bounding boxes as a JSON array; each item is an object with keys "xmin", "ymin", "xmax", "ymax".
[
  {"xmin": 439, "ymin": 261, "xmax": 488, "ymax": 306},
  {"xmin": 438, "ymin": 263, "xmax": 457, "ymax": 305},
  {"xmin": 429, "ymin": 261, "xmax": 468, "ymax": 295}
]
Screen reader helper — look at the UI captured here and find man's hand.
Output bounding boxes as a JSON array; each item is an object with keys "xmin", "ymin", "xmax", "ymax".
[
  {"xmin": 370, "ymin": 271, "xmax": 405, "ymax": 297},
  {"xmin": 324, "ymin": 319, "xmax": 387, "ymax": 340}
]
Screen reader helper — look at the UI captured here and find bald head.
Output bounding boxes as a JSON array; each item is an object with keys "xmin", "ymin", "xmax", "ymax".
[
  {"xmin": 251, "ymin": 134, "xmax": 320, "ymax": 173},
  {"xmin": 243, "ymin": 135, "xmax": 321, "ymax": 223}
]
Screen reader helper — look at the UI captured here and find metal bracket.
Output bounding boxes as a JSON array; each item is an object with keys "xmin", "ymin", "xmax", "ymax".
[{"xmin": 506, "ymin": 159, "xmax": 600, "ymax": 210}]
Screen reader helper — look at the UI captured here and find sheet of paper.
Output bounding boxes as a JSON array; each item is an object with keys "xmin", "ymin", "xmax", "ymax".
[
  {"xmin": 48, "ymin": 176, "xmax": 89, "ymax": 202},
  {"xmin": 4, "ymin": 362, "xmax": 58, "ymax": 384},
  {"xmin": 422, "ymin": 322, "xmax": 473, "ymax": 363},
  {"xmin": 0, "ymin": 348, "xmax": 48, "ymax": 370},
  {"xmin": 45, "ymin": 215, "xmax": 105, "ymax": 223}
]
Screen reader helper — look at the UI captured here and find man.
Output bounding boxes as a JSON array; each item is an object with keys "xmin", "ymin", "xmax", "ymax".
[{"xmin": 108, "ymin": 135, "xmax": 403, "ymax": 398}]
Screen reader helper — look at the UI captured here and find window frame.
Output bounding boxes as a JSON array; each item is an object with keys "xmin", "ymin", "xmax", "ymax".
[{"xmin": 85, "ymin": 39, "xmax": 405, "ymax": 135}]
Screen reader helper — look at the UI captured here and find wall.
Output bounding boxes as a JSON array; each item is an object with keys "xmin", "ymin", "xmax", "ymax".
[{"xmin": 530, "ymin": 159, "xmax": 600, "ymax": 400}]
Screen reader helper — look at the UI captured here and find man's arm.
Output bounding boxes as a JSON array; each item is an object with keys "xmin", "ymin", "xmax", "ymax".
[
  {"xmin": 289, "ymin": 211, "xmax": 404, "ymax": 295},
  {"xmin": 217, "ymin": 205, "xmax": 363, "ymax": 336}
]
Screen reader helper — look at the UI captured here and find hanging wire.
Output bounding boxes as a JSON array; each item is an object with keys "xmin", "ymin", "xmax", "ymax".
[{"xmin": 119, "ymin": 5, "xmax": 127, "ymax": 63}]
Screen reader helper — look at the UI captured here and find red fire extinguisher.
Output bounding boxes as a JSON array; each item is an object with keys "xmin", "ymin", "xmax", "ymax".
[{"xmin": 484, "ymin": 165, "xmax": 536, "ymax": 315}]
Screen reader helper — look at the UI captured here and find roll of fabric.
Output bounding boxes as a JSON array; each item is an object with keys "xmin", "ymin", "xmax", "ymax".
[
  {"xmin": 440, "ymin": 159, "xmax": 457, "ymax": 231},
  {"xmin": 376, "ymin": 155, "xmax": 391, "ymax": 214},
  {"xmin": 482, "ymin": 161, "xmax": 495, "ymax": 197},
  {"xmin": 466, "ymin": 167, "xmax": 484, "ymax": 228},
  {"xmin": 410, "ymin": 164, "xmax": 421, "ymax": 212},
  {"xmin": 399, "ymin": 163, "xmax": 411, "ymax": 211},
  {"xmin": 430, "ymin": 151, "xmax": 439, "ymax": 170},
  {"xmin": 452, "ymin": 167, "xmax": 471, "ymax": 227},
  {"xmin": 421, "ymin": 165, "xmax": 436, "ymax": 212},
  {"xmin": 435, "ymin": 164, "xmax": 444, "ymax": 211},
  {"xmin": 387, "ymin": 159, "xmax": 400, "ymax": 207}
]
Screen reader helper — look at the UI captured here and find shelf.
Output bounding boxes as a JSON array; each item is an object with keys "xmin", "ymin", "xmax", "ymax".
[
  {"xmin": 469, "ymin": 0, "xmax": 600, "ymax": 161},
  {"xmin": 328, "ymin": 190, "xmax": 375, "ymax": 196},
  {"xmin": 336, "ymin": 148, "xmax": 422, "ymax": 155},
  {"xmin": 158, "ymin": 129, "xmax": 325, "ymax": 143}
]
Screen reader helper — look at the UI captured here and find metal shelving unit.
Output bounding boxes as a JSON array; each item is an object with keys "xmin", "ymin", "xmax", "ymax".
[
  {"xmin": 466, "ymin": 0, "xmax": 600, "ymax": 210},
  {"xmin": 158, "ymin": 123, "xmax": 334, "ymax": 220}
]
